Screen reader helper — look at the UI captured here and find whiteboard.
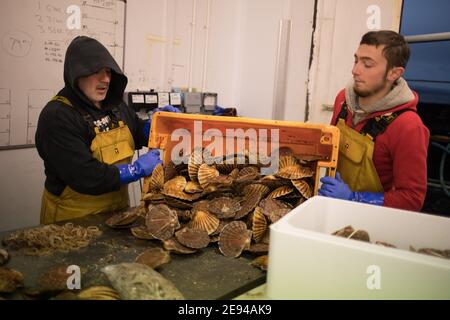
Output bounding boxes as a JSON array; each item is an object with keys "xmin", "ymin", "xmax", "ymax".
[{"xmin": 0, "ymin": 0, "xmax": 125, "ymax": 147}]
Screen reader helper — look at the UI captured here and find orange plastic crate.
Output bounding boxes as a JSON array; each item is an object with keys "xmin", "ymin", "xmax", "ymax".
[{"xmin": 148, "ymin": 112, "xmax": 339, "ymax": 195}]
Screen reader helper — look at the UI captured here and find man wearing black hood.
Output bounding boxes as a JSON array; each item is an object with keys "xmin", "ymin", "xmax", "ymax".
[{"xmin": 35, "ymin": 36, "xmax": 172, "ymax": 224}]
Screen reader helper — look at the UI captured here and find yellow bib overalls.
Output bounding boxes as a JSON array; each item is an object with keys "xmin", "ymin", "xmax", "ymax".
[
  {"xmin": 335, "ymin": 118, "xmax": 384, "ymax": 193},
  {"xmin": 40, "ymin": 96, "xmax": 135, "ymax": 224}
]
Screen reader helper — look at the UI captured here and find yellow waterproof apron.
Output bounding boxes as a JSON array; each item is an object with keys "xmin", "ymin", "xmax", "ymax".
[
  {"xmin": 335, "ymin": 118, "xmax": 384, "ymax": 193},
  {"xmin": 40, "ymin": 96, "xmax": 135, "ymax": 224}
]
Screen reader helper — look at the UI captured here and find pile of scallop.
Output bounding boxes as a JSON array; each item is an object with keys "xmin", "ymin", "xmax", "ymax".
[{"xmin": 106, "ymin": 149, "xmax": 318, "ymax": 271}]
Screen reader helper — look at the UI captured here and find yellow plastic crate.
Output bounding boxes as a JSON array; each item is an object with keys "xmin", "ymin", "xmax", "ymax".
[{"xmin": 147, "ymin": 112, "xmax": 339, "ymax": 195}]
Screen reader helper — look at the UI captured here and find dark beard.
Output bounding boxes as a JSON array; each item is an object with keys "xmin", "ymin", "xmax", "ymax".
[{"xmin": 353, "ymin": 77, "xmax": 388, "ymax": 98}]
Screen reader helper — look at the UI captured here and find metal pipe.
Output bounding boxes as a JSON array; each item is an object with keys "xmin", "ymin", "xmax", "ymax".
[
  {"xmin": 405, "ymin": 32, "xmax": 450, "ymax": 43},
  {"xmin": 188, "ymin": 0, "xmax": 197, "ymax": 93},
  {"xmin": 201, "ymin": 0, "xmax": 211, "ymax": 93}
]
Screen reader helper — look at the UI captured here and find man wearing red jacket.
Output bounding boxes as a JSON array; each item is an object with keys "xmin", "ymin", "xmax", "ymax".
[{"xmin": 318, "ymin": 30, "xmax": 429, "ymax": 211}]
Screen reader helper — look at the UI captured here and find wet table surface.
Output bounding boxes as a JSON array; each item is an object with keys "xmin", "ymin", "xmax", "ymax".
[{"xmin": 0, "ymin": 211, "xmax": 266, "ymax": 300}]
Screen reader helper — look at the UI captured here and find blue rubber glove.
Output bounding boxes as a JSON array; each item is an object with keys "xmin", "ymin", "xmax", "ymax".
[
  {"xmin": 143, "ymin": 105, "xmax": 181, "ymax": 141},
  {"xmin": 213, "ymin": 105, "xmax": 225, "ymax": 116},
  {"xmin": 115, "ymin": 149, "xmax": 162, "ymax": 184},
  {"xmin": 318, "ymin": 172, "xmax": 384, "ymax": 206}
]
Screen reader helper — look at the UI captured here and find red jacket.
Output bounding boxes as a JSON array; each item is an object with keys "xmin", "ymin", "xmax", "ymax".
[{"xmin": 331, "ymin": 89, "xmax": 430, "ymax": 211}]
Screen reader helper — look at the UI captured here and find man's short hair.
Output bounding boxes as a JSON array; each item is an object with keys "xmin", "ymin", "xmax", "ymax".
[{"xmin": 360, "ymin": 30, "xmax": 410, "ymax": 70}]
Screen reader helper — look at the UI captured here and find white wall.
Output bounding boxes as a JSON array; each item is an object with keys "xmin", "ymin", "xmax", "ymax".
[{"xmin": 124, "ymin": 0, "xmax": 316, "ymax": 121}]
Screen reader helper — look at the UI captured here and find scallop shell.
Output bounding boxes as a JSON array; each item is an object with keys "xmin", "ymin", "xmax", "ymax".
[
  {"xmin": 210, "ymin": 175, "xmax": 234, "ymax": 187},
  {"xmin": 291, "ymin": 179, "xmax": 313, "ymax": 199},
  {"xmin": 248, "ymin": 243, "xmax": 269, "ymax": 255},
  {"xmin": 210, "ymin": 219, "xmax": 232, "ymax": 236},
  {"xmin": 208, "ymin": 197, "xmax": 241, "ymax": 219},
  {"xmin": 267, "ymin": 186, "xmax": 294, "ymax": 199},
  {"xmin": 236, "ymin": 166, "xmax": 260, "ymax": 181},
  {"xmin": 142, "ymin": 192, "xmax": 165, "ymax": 202},
  {"xmin": 277, "ymin": 164, "xmax": 313, "ymax": 179},
  {"xmin": 197, "ymin": 164, "xmax": 220, "ymax": 188},
  {"xmin": 105, "ymin": 209, "xmax": 140, "ymax": 228},
  {"xmin": 175, "ymin": 228, "xmax": 210, "ymax": 249},
  {"xmin": 332, "ymin": 225, "xmax": 370, "ymax": 242},
  {"xmin": 234, "ymin": 192, "xmax": 262, "ymax": 220},
  {"xmin": 162, "ymin": 237, "xmax": 197, "ymax": 254},
  {"xmin": 135, "ymin": 248, "xmax": 171, "ymax": 269},
  {"xmin": 163, "ymin": 189, "xmax": 202, "ymax": 202},
  {"xmin": 219, "ymin": 221, "xmax": 252, "ymax": 258},
  {"xmin": 184, "ymin": 181, "xmax": 203, "ymax": 194},
  {"xmin": 252, "ymin": 207, "xmax": 268, "ymax": 243},
  {"xmin": 78, "ymin": 286, "xmax": 120, "ymax": 300},
  {"xmin": 242, "ymin": 183, "xmax": 270, "ymax": 199},
  {"xmin": 258, "ymin": 198, "xmax": 292, "ymax": 218},
  {"xmin": 188, "ymin": 149, "xmax": 203, "ymax": 182},
  {"xmin": 269, "ymin": 208, "xmax": 291, "ymax": 223},
  {"xmin": 163, "ymin": 176, "xmax": 187, "ymax": 194},
  {"xmin": 251, "ymin": 255, "xmax": 268, "ymax": 271},
  {"xmin": 258, "ymin": 175, "xmax": 290, "ymax": 189},
  {"xmin": 164, "ymin": 196, "xmax": 193, "ymax": 209},
  {"xmin": 149, "ymin": 163, "xmax": 165, "ymax": 192},
  {"xmin": 131, "ymin": 226, "xmax": 157, "ymax": 240},
  {"xmin": 145, "ymin": 204, "xmax": 180, "ymax": 240},
  {"xmin": 164, "ymin": 161, "xmax": 178, "ymax": 182},
  {"xmin": 229, "ymin": 168, "xmax": 240, "ymax": 180},
  {"xmin": 0, "ymin": 267, "xmax": 24, "ymax": 293},
  {"xmin": 190, "ymin": 210, "xmax": 220, "ymax": 235},
  {"xmin": 279, "ymin": 155, "xmax": 298, "ymax": 169},
  {"xmin": 192, "ymin": 200, "xmax": 210, "ymax": 212}
]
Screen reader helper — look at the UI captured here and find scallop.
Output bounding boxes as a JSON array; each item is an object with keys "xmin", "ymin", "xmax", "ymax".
[
  {"xmin": 197, "ymin": 164, "xmax": 220, "ymax": 188},
  {"xmin": 210, "ymin": 219, "xmax": 232, "ymax": 236},
  {"xmin": 208, "ymin": 197, "xmax": 241, "ymax": 219},
  {"xmin": 175, "ymin": 228, "xmax": 210, "ymax": 249},
  {"xmin": 279, "ymin": 155, "xmax": 298, "ymax": 169},
  {"xmin": 164, "ymin": 196, "xmax": 193, "ymax": 210},
  {"xmin": 258, "ymin": 198, "xmax": 292, "ymax": 218},
  {"xmin": 184, "ymin": 181, "xmax": 203, "ymax": 194},
  {"xmin": 277, "ymin": 164, "xmax": 313, "ymax": 179},
  {"xmin": 145, "ymin": 204, "xmax": 180, "ymax": 240},
  {"xmin": 332, "ymin": 225, "xmax": 370, "ymax": 242},
  {"xmin": 188, "ymin": 149, "xmax": 203, "ymax": 182},
  {"xmin": 163, "ymin": 176, "xmax": 187, "ymax": 194},
  {"xmin": 0, "ymin": 267, "xmax": 24, "ymax": 293},
  {"xmin": 164, "ymin": 161, "xmax": 178, "ymax": 182},
  {"xmin": 142, "ymin": 192, "xmax": 165, "ymax": 202},
  {"xmin": 375, "ymin": 241, "xmax": 397, "ymax": 248},
  {"xmin": 192, "ymin": 200, "xmax": 210, "ymax": 212},
  {"xmin": 130, "ymin": 226, "xmax": 157, "ymax": 240},
  {"xmin": 149, "ymin": 163, "xmax": 165, "ymax": 192},
  {"xmin": 251, "ymin": 255, "xmax": 268, "ymax": 271},
  {"xmin": 106, "ymin": 208, "xmax": 139, "ymax": 228},
  {"xmin": 242, "ymin": 183, "xmax": 270, "ymax": 200},
  {"xmin": 190, "ymin": 210, "xmax": 220, "ymax": 235},
  {"xmin": 258, "ymin": 175, "xmax": 290, "ymax": 189},
  {"xmin": 291, "ymin": 179, "xmax": 313, "ymax": 199},
  {"xmin": 162, "ymin": 237, "xmax": 198, "ymax": 254},
  {"xmin": 234, "ymin": 192, "xmax": 261, "ymax": 220},
  {"xmin": 252, "ymin": 207, "xmax": 268, "ymax": 243},
  {"xmin": 236, "ymin": 166, "xmax": 260, "ymax": 182},
  {"xmin": 247, "ymin": 243, "xmax": 269, "ymax": 255},
  {"xmin": 269, "ymin": 208, "xmax": 291, "ymax": 223},
  {"xmin": 78, "ymin": 286, "xmax": 120, "ymax": 300},
  {"xmin": 135, "ymin": 248, "xmax": 171, "ymax": 269},
  {"xmin": 218, "ymin": 221, "xmax": 252, "ymax": 258},
  {"xmin": 267, "ymin": 186, "xmax": 294, "ymax": 199}
]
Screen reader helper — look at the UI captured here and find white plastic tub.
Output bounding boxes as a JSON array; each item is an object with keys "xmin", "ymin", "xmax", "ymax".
[{"xmin": 266, "ymin": 196, "xmax": 450, "ymax": 299}]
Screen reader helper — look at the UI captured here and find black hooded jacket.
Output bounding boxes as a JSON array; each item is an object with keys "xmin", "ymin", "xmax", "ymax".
[{"xmin": 35, "ymin": 36, "xmax": 147, "ymax": 196}]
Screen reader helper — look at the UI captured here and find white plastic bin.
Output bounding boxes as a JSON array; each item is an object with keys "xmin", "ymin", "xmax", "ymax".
[{"xmin": 266, "ymin": 196, "xmax": 450, "ymax": 299}]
